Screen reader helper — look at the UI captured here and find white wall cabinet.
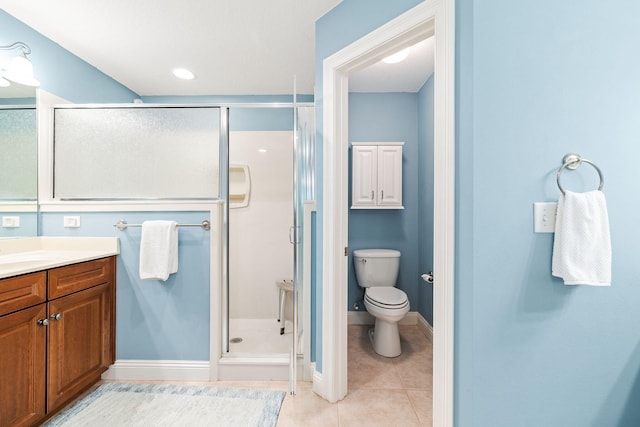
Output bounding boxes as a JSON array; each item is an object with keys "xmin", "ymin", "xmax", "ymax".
[{"xmin": 351, "ymin": 142, "xmax": 404, "ymax": 209}]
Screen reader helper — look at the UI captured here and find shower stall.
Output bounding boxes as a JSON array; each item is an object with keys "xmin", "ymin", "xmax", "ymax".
[
  {"xmin": 220, "ymin": 102, "xmax": 315, "ymax": 390},
  {"xmin": 46, "ymin": 101, "xmax": 315, "ymax": 391}
]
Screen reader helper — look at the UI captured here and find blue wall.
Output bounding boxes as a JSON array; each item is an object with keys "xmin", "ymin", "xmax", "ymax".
[
  {"xmin": 40, "ymin": 211, "xmax": 211, "ymax": 360},
  {"xmin": 461, "ymin": 0, "xmax": 640, "ymax": 425},
  {"xmin": 321, "ymin": 0, "xmax": 640, "ymax": 425},
  {"xmin": 0, "ymin": 11, "xmax": 137, "ymax": 103},
  {"xmin": 347, "ymin": 92, "xmax": 421, "ymax": 316}
]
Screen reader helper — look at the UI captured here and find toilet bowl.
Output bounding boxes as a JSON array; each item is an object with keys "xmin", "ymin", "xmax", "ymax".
[{"xmin": 353, "ymin": 249, "xmax": 409, "ymax": 357}]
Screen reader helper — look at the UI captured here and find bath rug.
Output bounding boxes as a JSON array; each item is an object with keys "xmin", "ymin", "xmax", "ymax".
[{"xmin": 43, "ymin": 382, "xmax": 286, "ymax": 427}]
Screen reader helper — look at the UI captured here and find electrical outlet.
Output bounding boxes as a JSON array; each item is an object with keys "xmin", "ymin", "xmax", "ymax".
[
  {"xmin": 2, "ymin": 216, "xmax": 20, "ymax": 228},
  {"xmin": 63, "ymin": 216, "xmax": 81, "ymax": 228},
  {"xmin": 533, "ymin": 202, "xmax": 557, "ymax": 233}
]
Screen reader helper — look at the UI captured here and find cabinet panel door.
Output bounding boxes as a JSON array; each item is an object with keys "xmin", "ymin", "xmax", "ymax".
[
  {"xmin": 352, "ymin": 145, "xmax": 378, "ymax": 206},
  {"xmin": 0, "ymin": 304, "xmax": 46, "ymax": 427},
  {"xmin": 377, "ymin": 145, "xmax": 403, "ymax": 206},
  {"xmin": 47, "ymin": 283, "xmax": 111, "ymax": 412}
]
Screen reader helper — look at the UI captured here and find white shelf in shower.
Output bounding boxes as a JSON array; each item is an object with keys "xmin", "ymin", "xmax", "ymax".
[{"xmin": 229, "ymin": 164, "xmax": 251, "ymax": 208}]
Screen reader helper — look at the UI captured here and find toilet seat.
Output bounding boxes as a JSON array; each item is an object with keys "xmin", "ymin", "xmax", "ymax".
[{"xmin": 365, "ymin": 287, "xmax": 409, "ymax": 309}]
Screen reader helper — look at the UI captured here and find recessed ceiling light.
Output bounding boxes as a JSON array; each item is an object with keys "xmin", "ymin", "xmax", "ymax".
[
  {"xmin": 382, "ymin": 48, "xmax": 410, "ymax": 64},
  {"xmin": 258, "ymin": 148, "xmax": 268, "ymax": 153},
  {"xmin": 173, "ymin": 68, "xmax": 195, "ymax": 80}
]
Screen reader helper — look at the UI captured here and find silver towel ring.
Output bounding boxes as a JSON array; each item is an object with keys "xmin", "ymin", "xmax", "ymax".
[{"xmin": 556, "ymin": 153, "xmax": 604, "ymax": 195}]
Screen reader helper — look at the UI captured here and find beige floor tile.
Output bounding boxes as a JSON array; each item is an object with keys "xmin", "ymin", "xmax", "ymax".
[
  {"xmin": 348, "ymin": 348, "xmax": 403, "ymax": 390},
  {"xmin": 343, "ymin": 323, "xmax": 433, "ymax": 425},
  {"xmin": 407, "ymin": 389, "xmax": 433, "ymax": 426},
  {"xmin": 277, "ymin": 385, "xmax": 339, "ymax": 427},
  {"xmin": 393, "ymin": 353, "xmax": 433, "ymax": 390},
  {"xmin": 399, "ymin": 326, "xmax": 433, "ymax": 353},
  {"xmin": 337, "ymin": 388, "xmax": 421, "ymax": 427},
  {"xmin": 348, "ymin": 324, "xmax": 376, "ymax": 354}
]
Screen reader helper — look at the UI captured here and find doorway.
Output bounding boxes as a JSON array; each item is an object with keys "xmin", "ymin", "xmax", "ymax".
[{"xmin": 317, "ymin": 1, "xmax": 455, "ymax": 426}]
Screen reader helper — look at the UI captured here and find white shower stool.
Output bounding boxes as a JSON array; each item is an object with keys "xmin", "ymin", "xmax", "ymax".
[{"xmin": 276, "ymin": 278, "xmax": 293, "ymax": 335}]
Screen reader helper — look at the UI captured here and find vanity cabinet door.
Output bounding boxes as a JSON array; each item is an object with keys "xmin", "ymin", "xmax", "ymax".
[
  {"xmin": 0, "ymin": 304, "xmax": 46, "ymax": 427},
  {"xmin": 46, "ymin": 283, "xmax": 112, "ymax": 413}
]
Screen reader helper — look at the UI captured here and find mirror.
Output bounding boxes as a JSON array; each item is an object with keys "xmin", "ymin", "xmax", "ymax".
[{"xmin": 0, "ymin": 81, "xmax": 38, "ymax": 237}]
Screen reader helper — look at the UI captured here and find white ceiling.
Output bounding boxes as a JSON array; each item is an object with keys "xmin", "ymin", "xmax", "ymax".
[
  {"xmin": 1, "ymin": 1, "xmax": 433, "ymax": 96},
  {"xmin": 349, "ymin": 37, "xmax": 434, "ymax": 93}
]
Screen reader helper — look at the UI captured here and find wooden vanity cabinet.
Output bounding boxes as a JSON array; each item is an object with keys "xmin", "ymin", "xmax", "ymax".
[
  {"xmin": 47, "ymin": 282, "xmax": 113, "ymax": 412},
  {"xmin": 0, "ymin": 304, "xmax": 47, "ymax": 427},
  {"xmin": 0, "ymin": 256, "xmax": 115, "ymax": 426}
]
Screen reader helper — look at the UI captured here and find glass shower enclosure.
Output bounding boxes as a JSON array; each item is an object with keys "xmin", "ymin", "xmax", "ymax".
[{"xmin": 222, "ymin": 102, "xmax": 315, "ymax": 393}]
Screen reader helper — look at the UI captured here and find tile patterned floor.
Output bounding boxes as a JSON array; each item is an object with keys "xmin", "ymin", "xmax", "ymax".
[
  {"xmin": 83, "ymin": 324, "xmax": 432, "ymax": 426},
  {"xmin": 277, "ymin": 324, "xmax": 433, "ymax": 426}
]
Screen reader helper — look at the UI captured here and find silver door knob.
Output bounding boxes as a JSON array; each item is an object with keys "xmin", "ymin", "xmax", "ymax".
[
  {"xmin": 37, "ymin": 318, "xmax": 49, "ymax": 326},
  {"xmin": 50, "ymin": 313, "xmax": 62, "ymax": 321}
]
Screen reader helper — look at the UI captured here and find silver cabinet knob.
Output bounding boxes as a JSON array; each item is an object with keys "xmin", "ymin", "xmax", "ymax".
[
  {"xmin": 37, "ymin": 318, "xmax": 49, "ymax": 326},
  {"xmin": 50, "ymin": 313, "xmax": 62, "ymax": 321}
]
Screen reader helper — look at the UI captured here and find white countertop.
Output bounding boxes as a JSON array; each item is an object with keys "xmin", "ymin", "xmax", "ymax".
[{"xmin": 0, "ymin": 237, "xmax": 119, "ymax": 279}]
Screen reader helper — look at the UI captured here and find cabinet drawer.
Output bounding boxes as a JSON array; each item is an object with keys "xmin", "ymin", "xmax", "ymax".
[
  {"xmin": 0, "ymin": 271, "xmax": 47, "ymax": 316},
  {"xmin": 48, "ymin": 257, "xmax": 115, "ymax": 300}
]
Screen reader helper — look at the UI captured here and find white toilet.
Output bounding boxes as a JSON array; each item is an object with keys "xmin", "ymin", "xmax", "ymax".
[{"xmin": 353, "ymin": 249, "xmax": 409, "ymax": 357}]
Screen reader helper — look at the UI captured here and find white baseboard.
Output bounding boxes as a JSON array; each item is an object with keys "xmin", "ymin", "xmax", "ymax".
[
  {"xmin": 347, "ymin": 310, "xmax": 374, "ymax": 325},
  {"xmin": 101, "ymin": 360, "xmax": 210, "ymax": 382},
  {"xmin": 348, "ymin": 310, "xmax": 433, "ymax": 341},
  {"xmin": 347, "ymin": 310, "xmax": 419, "ymax": 326},
  {"xmin": 417, "ymin": 313, "xmax": 434, "ymax": 341}
]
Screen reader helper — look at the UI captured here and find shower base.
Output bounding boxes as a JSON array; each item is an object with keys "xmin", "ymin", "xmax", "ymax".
[
  {"xmin": 219, "ymin": 318, "xmax": 302, "ymax": 381},
  {"xmin": 228, "ymin": 318, "xmax": 293, "ymax": 354}
]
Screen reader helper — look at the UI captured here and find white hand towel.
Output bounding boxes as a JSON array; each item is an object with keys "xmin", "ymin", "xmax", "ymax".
[
  {"xmin": 552, "ymin": 190, "xmax": 611, "ymax": 286},
  {"xmin": 139, "ymin": 220, "xmax": 178, "ymax": 281}
]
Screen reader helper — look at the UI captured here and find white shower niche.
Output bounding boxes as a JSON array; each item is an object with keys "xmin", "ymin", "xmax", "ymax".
[{"xmin": 229, "ymin": 164, "xmax": 251, "ymax": 208}]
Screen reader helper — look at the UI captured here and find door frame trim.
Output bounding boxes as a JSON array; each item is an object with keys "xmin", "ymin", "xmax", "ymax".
[{"xmin": 317, "ymin": 1, "xmax": 455, "ymax": 426}]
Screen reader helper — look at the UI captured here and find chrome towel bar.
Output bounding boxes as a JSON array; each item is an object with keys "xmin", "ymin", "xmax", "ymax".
[
  {"xmin": 556, "ymin": 153, "xmax": 604, "ymax": 195},
  {"xmin": 113, "ymin": 220, "xmax": 210, "ymax": 231}
]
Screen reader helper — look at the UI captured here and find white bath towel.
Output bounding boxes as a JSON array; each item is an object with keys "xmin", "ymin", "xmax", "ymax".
[
  {"xmin": 139, "ymin": 220, "xmax": 179, "ymax": 281},
  {"xmin": 552, "ymin": 190, "xmax": 611, "ymax": 286}
]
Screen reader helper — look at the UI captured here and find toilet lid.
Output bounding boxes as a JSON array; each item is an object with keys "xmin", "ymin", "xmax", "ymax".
[{"xmin": 365, "ymin": 287, "xmax": 408, "ymax": 306}]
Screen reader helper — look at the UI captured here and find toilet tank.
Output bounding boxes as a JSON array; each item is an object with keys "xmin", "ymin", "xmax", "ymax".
[{"xmin": 353, "ymin": 249, "xmax": 401, "ymax": 287}]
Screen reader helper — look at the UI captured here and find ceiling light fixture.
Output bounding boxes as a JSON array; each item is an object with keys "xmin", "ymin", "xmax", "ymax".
[
  {"xmin": 382, "ymin": 47, "xmax": 410, "ymax": 64},
  {"xmin": 173, "ymin": 68, "xmax": 195, "ymax": 80},
  {"xmin": 0, "ymin": 42, "xmax": 40, "ymax": 87}
]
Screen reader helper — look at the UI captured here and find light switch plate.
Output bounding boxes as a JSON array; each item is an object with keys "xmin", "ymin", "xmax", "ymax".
[
  {"xmin": 63, "ymin": 216, "xmax": 81, "ymax": 228},
  {"xmin": 533, "ymin": 202, "xmax": 557, "ymax": 233},
  {"xmin": 2, "ymin": 216, "xmax": 20, "ymax": 228}
]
